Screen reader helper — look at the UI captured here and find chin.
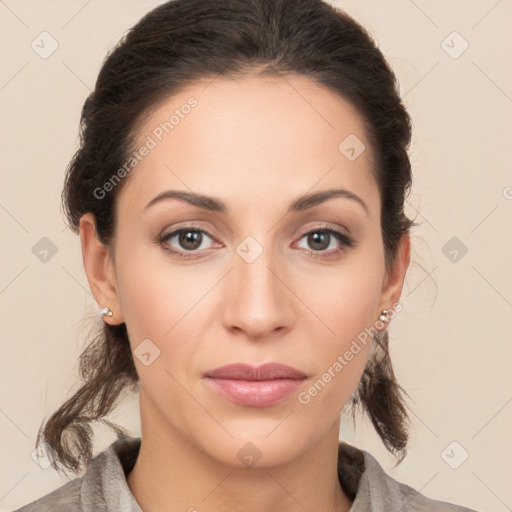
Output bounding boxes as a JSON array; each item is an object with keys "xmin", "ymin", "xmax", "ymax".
[{"xmin": 192, "ymin": 426, "xmax": 314, "ymax": 470}]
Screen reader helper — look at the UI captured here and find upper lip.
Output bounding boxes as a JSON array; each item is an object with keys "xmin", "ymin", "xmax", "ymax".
[{"xmin": 204, "ymin": 363, "xmax": 307, "ymax": 380}]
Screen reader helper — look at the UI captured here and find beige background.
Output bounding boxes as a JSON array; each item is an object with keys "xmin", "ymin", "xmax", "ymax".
[{"xmin": 1, "ymin": 1, "xmax": 511, "ymax": 510}]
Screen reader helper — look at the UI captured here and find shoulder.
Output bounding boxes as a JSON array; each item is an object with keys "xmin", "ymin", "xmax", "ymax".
[
  {"xmin": 12, "ymin": 436, "xmax": 140, "ymax": 512},
  {"xmin": 11, "ymin": 478, "xmax": 83, "ymax": 512},
  {"xmin": 354, "ymin": 448, "xmax": 481, "ymax": 512}
]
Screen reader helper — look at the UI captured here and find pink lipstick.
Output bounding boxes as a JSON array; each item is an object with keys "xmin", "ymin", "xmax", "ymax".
[{"xmin": 203, "ymin": 363, "xmax": 307, "ymax": 407}]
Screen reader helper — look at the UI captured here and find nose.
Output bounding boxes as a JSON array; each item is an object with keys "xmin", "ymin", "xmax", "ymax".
[{"xmin": 221, "ymin": 241, "xmax": 296, "ymax": 341}]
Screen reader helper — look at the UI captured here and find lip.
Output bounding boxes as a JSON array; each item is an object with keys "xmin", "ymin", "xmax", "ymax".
[
  {"xmin": 204, "ymin": 362, "xmax": 307, "ymax": 380},
  {"xmin": 203, "ymin": 363, "xmax": 308, "ymax": 407}
]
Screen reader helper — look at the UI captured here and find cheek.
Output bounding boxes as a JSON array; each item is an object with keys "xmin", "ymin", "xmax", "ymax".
[
  {"xmin": 116, "ymin": 259, "xmax": 198, "ymax": 341},
  {"xmin": 296, "ymin": 255, "xmax": 384, "ymax": 408},
  {"xmin": 113, "ymin": 238, "xmax": 219, "ymax": 371},
  {"xmin": 328, "ymin": 269, "xmax": 382, "ymax": 333},
  {"xmin": 306, "ymin": 254, "xmax": 384, "ymax": 344},
  {"xmin": 113, "ymin": 233, "xmax": 167, "ymax": 348}
]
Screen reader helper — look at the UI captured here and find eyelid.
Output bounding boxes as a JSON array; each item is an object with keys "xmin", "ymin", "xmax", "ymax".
[
  {"xmin": 159, "ymin": 222, "xmax": 217, "ymax": 246},
  {"xmin": 295, "ymin": 221, "xmax": 350, "ymax": 237},
  {"xmin": 158, "ymin": 221, "xmax": 349, "ymax": 243},
  {"xmin": 292, "ymin": 223, "xmax": 356, "ymax": 255}
]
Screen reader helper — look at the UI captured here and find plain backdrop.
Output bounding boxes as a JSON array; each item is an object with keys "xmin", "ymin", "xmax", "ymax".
[{"xmin": 1, "ymin": 1, "xmax": 511, "ymax": 511}]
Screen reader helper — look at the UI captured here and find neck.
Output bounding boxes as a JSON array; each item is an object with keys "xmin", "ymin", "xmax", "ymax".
[{"xmin": 127, "ymin": 389, "xmax": 353, "ymax": 512}]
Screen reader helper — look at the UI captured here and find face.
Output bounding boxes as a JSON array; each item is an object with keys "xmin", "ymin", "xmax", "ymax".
[{"xmin": 86, "ymin": 73, "xmax": 407, "ymax": 467}]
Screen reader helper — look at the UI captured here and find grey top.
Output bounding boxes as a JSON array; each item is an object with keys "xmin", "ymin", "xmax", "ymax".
[{"xmin": 14, "ymin": 436, "xmax": 479, "ymax": 511}]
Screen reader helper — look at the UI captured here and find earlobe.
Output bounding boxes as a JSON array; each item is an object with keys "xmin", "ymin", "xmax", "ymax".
[{"xmin": 79, "ymin": 213, "xmax": 124, "ymax": 324}]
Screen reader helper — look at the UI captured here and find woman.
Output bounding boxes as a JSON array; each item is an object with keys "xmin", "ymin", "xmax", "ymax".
[{"xmin": 15, "ymin": 0, "xmax": 479, "ymax": 510}]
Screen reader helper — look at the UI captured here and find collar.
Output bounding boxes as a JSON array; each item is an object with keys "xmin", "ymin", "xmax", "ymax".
[{"xmin": 79, "ymin": 435, "xmax": 406, "ymax": 512}]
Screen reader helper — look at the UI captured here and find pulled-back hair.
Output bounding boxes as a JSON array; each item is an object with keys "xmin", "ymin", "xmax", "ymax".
[{"xmin": 38, "ymin": 0, "xmax": 417, "ymax": 474}]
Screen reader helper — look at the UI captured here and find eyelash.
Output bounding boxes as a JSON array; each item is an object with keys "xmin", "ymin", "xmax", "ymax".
[{"xmin": 158, "ymin": 224, "xmax": 355, "ymax": 260}]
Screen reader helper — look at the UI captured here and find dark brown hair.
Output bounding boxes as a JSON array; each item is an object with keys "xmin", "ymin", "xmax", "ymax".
[{"xmin": 38, "ymin": 0, "xmax": 417, "ymax": 475}]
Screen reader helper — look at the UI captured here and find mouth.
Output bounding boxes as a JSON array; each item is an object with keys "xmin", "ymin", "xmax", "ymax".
[
  {"xmin": 203, "ymin": 362, "xmax": 308, "ymax": 407},
  {"xmin": 204, "ymin": 362, "xmax": 307, "ymax": 380}
]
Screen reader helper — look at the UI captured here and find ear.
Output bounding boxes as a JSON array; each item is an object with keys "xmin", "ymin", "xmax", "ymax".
[
  {"xmin": 376, "ymin": 233, "xmax": 410, "ymax": 328},
  {"xmin": 79, "ymin": 212, "xmax": 124, "ymax": 325}
]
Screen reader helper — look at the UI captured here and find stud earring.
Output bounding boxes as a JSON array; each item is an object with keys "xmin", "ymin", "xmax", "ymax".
[
  {"xmin": 101, "ymin": 307, "xmax": 113, "ymax": 317},
  {"xmin": 379, "ymin": 309, "xmax": 391, "ymax": 322}
]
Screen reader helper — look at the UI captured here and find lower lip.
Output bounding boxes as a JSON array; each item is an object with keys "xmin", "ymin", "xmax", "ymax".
[{"xmin": 204, "ymin": 377, "xmax": 305, "ymax": 407}]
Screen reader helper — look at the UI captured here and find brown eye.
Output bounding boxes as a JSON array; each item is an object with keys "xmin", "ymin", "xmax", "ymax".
[
  {"xmin": 159, "ymin": 227, "xmax": 215, "ymax": 258},
  {"xmin": 176, "ymin": 230, "xmax": 203, "ymax": 250},
  {"xmin": 306, "ymin": 232, "xmax": 331, "ymax": 251},
  {"xmin": 295, "ymin": 227, "xmax": 355, "ymax": 258}
]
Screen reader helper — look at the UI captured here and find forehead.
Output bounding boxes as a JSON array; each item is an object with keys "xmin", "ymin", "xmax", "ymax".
[{"xmin": 120, "ymin": 74, "xmax": 378, "ymax": 215}]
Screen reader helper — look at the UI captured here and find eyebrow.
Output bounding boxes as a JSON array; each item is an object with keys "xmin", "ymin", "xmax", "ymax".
[{"xmin": 144, "ymin": 188, "xmax": 369, "ymax": 216}]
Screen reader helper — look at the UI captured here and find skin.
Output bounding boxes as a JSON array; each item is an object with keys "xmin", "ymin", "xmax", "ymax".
[{"xmin": 80, "ymin": 72, "xmax": 410, "ymax": 512}]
